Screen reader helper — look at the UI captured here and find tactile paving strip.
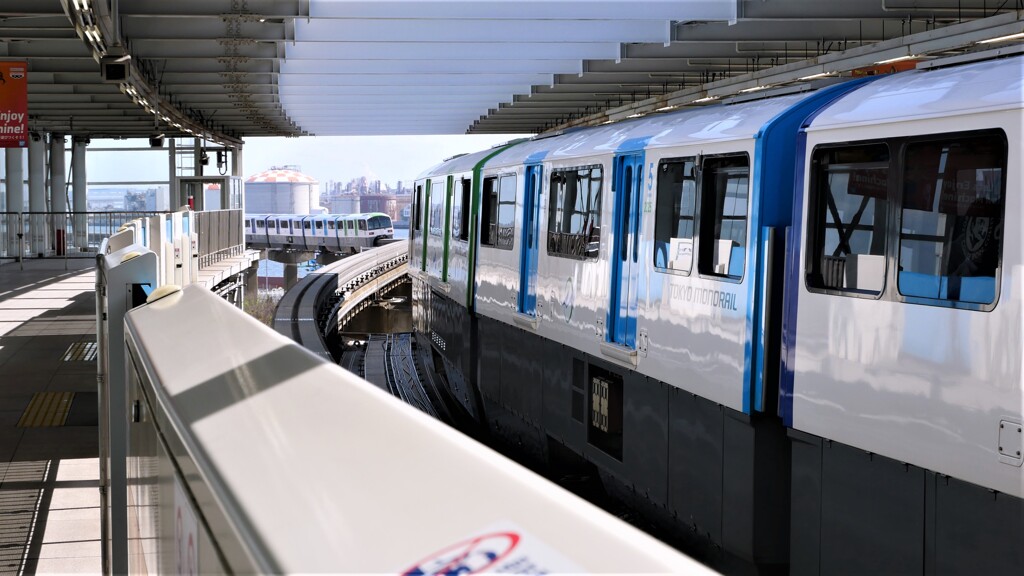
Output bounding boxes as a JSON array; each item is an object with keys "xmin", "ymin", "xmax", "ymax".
[
  {"xmin": 62, "ymin": 341, "xmax": 97, "ymax": 362},
  {"xmin": 17, "ymin": 392, "xmax": 75, "ymax": 428}
]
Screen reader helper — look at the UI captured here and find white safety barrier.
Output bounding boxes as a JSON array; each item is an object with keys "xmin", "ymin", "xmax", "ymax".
[
  {"xmin": 97, "ymin": 208, "xmax": 259, "ymax": 573},
  {"xmin": 122, "ymin": 285, "xmax": 711, "ymax": 574}
]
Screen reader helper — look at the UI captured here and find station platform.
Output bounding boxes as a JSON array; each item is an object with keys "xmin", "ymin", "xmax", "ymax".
[{"xmin": 0, "ymin": 259, "xmax": 101, "ymax": 574}]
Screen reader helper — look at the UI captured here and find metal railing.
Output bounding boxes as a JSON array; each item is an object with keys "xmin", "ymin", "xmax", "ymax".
[
  {"xmin": 0, "ymin": 211, "xmax": 168, "ymax": 261},
  {"xmin": 194, "ymin": 209, "xmax": 245, "ymax": 269}
]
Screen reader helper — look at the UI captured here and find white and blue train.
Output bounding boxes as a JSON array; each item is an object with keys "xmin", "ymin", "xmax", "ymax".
[
  {"xmin": 408, "ymin": 54, "xmax": 1023, "ymax": 573},
  {"xmin": 245, "ymin": 212, "xmax": 393, "ymax": 252}
]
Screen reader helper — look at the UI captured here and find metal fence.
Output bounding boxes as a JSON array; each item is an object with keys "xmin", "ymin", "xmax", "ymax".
[
  {"xmin": 0, "ymin": 211, "xmax": 168, "ymax": 261},
  {"xmin": 194, "ymin": 209, "xmax": 245, "ymax": 269}
]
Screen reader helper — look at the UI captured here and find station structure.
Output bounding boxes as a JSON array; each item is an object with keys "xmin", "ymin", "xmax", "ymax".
[{"xmin": 0, "ymin": 1, "xmax": 1022, "ymax": 574}]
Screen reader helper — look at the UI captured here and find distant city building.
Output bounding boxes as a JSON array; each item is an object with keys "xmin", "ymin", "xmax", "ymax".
[
  {"xmin": 117, "ymin": 187, "xmax": 169, "ymax": 211},
  {"xmin": 245, "ymin": 165, "xmax": 321, "ymax": 214}
]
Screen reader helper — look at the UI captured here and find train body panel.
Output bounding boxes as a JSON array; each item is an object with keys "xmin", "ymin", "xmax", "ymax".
[
  {"xmin": 786, "ymin": 57, "xmax": 1024, "ymax": 499},
  {"xmin": 408, "ymin": 54, "xmax": 1024, "ymax": 572}
]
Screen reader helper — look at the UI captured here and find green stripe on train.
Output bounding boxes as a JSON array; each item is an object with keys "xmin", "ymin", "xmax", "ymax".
[
  {"xmin": 421, "ymin": 179, "xmax": 429, "ymax": 271},
  {"xmin": 465, "ymin": 139, "xmax": 528, "ymax": 309},
  {"xmin": 442, "ymin": 175, "xmax": 453, "ymax": 282}
]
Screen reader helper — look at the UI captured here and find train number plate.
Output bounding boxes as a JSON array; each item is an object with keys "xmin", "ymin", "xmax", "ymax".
[{"xmin": 591, "ymin": 376, "xmax": 610, "ymax": 433}]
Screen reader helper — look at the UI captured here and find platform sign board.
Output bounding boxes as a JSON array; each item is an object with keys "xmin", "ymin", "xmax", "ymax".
[
  {"xmin": 400, "ymin": 523, "xmax": 584, "ymax": 575},
  {"xmin": 0, "ymin": 62, "xmax": 28, "ymax": 148}
]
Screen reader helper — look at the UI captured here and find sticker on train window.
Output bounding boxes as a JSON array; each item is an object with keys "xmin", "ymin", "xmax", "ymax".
[{"xmin": 400, "ymin": 523, "xmax": 583, "ymax": 575}]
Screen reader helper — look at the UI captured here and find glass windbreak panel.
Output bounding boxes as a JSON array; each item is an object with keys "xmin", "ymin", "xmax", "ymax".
[
  {"xmin": 899, "ymin": 133, "xmax": 1005, "ymax": 304},
  {"xmin": 429, "ymin": 180, "xmax": 444, "ymax": 236},
  {"xmin": 481, "ymin": 177, "xmax": 499, "ymax": 247},
  {"xmin": 697, "ymin": 156, "xmax": 749, "ymax": 280},
  {"xmin": 806, "ymin": 144, "xmax": 890, "ymax": 294},
  {"xmin": 496, "ymin": 175, "xmax": 516, "ymax": 249},
  {"xmin": 547, "ymin": 166, "xmax": 602, "ymax": 259},
  {"xmin": 654, "ymin": 159, "xmax": 697, "ymax": 273}
]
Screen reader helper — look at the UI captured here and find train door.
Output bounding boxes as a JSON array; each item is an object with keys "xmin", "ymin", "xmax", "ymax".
[
  {"xmin": 609, "ymin": 153, "xmax": 644, "ymax": 348},
  {"xmin": 517, "ymin": 164, "xmax": 542, "ymax": 316}
]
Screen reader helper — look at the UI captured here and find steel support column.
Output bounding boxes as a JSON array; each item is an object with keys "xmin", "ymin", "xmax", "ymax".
[
  {"xmin": 5, "ymin": 148, "xmax": 25, "ymax": 258},
  {"xmin": 72, "ymin": 138, "xmax": 89, "ymax": 249},
  {"xmin": 28, "ymin": 135, "xmax": 47, "ymax": 256},
  {"xmin": 50, "ymin": 133, "xmax": 67, "ymax": 255}
]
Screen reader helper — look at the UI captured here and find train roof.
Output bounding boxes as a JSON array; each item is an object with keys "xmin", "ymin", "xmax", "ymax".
[
  {"xmin": 416, "ymin": 146, "xmax": 509, "ymax": 179},
  {"xmin": 482, "ymin": 91, "xmax": 815, "ymax": 168},
  {"xmin": 808, "ymin": 54, "xmax": 1023, "ymax": 131}
]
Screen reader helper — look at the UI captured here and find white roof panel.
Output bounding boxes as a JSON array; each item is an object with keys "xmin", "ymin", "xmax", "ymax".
[
  {"xmin": 481, "ymin": 92, "xmax": 812, "ymax": 168},
  {"xmin": 809, "ymin": 55, "xmax": 1024, "ymax": 130}
]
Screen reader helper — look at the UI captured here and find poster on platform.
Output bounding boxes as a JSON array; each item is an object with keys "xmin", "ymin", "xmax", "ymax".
[{"xmin": 0, "ymin": 61, "xmax": 28, "ymax": 148}]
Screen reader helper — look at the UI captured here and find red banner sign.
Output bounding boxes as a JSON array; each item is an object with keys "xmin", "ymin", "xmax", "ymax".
[{"xmin": 0, "ymin": 62, "xmax": 28, "ymax": 148}]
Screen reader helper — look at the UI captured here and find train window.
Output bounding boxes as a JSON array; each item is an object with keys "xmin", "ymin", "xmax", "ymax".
[
  {"xmin": 414, "ymin": 184, "xmax": 423, "ymax": 232},
  {"xmin": 548, "ymin": 166, "xmax": 602, "ymax": 259},
  {"xmin": 256, "ymin": 220, "xmax": 264, "ymax": 229},
  {"xmin": 806, "ymin": 144, "xmax": 889, "ymax": 294},
  {"xmin": 429, "ymin": 180, "xmax": 444, "ymax": 236},
  {"xmin": 898, "ymin": 132, "xmax": 1005, "ymax": 305},
  {"xmin": 480, "ymin": 175, "xmax": 514, "ymax": 250},
  {"xmin": 303, "ymin": 221, "xmax": 311, "ymax": 230},
  {"xmin": 497, "ymin": 175, "xmax": 516, "ymax": 249},
  {"xmin": 328, "ymin": 220, "xmax": 335, "ymax": 230},
  {"xmin": 453, "ymin": 177, "xmax": 471, "ymax": 242},
  {"xmin": 654, "ymin": 159, "xmax": 697, "ymax": 274},
  {"xmin": 481, "ymin": 177, "xmax": 498, "ymax": 247},
  {"xmin": 697, "ymin": 156, "xmax": 748, "ymax": 280}
]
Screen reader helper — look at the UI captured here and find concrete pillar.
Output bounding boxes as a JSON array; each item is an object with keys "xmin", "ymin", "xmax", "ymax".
[
  {"xmin": 50, "ymin": 133, "xmax": 67, "ymax": 255},
  {"xmin": 28, "ymin": 134, "xmax": 47, "ymax": 255},
  {"xmin": 244, "ymin": 260, "xmax": 259, "ymax": 297},
  {"xmin": 284, "ymin": 263, "xmax": 298, "ymax": 290},
  {"xmin": 231, "ymin": 146, "xmax": 242, "ymax": 177},
  {"xmin": 5, "ymin": 149, "xmax": 25, "ymax": 258},
  {"xmin": 193, "ymin": 137, "xmax": 202, "ymax": 177},
  {"xmin": 72, "ymin": 138, "xmax": 88, "ymax": 250}
]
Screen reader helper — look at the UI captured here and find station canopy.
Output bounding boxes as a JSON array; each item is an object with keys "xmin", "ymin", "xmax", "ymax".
[{"xmin": 4, "ymin": 0, "xmax": 1022, "ymax": 144}]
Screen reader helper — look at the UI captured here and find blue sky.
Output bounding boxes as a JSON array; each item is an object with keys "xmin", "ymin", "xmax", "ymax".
[{"xmin": 81, "ymin": 134, "xmax": 524, "ymax": 186}]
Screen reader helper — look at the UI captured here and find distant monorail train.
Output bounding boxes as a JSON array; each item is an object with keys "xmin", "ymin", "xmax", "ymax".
[
  {"xmin": 245, "ymin": 212, "xmax": 393, "ymax": 252},
  {"xmin": 408, "ymin": 54, "xmax": 1023, "ymax": 574}
]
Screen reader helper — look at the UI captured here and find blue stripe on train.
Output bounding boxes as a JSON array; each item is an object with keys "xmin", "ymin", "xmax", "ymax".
[
  {"xmin": 743, "ymin": 77, "xmax": 878, "ymax": 416},
  {"xmin": 773, "ymin": 76, "xmax": 880, "ymax": 424}
]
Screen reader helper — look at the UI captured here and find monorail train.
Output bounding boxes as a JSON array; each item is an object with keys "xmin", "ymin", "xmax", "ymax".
[
  {"xmin": 408, "ymin": 54, "xmax": 1023, "ymax": 574},
  {"xmin": 245, "ymin": 212, "xmax": 393, "ymax": 252}
]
